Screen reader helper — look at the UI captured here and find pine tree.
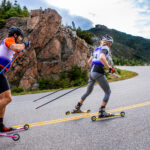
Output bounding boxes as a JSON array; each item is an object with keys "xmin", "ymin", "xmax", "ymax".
[
  {"xmin": 72, "ymin": 21, "xmax": 76, "ymax": 30},
  {"xmin": 16, "ymin": 4, "xmax": 21, "ymax": 14},
  {"xmin": 22, "ymin": 6, "xmax": 29, "ymax": 17},
  {"xmin": 5, "ymin": 0, "xmax": 12, "ymax": 11},
  {"xmin": 14, "ymin": 0, "xmax": 17, "ymax": 6},
  {"xmin": 1, "ymin": 0, "xmax": 6, "ymax": 7}
]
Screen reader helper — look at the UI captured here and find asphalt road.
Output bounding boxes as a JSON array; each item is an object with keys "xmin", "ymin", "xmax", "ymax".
[{"xmin": 1, "ymin": 66, "xmax": 150, "ymax": 150}]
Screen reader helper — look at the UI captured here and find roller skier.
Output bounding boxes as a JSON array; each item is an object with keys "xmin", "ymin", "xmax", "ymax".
[
  {"xmin": 0, "ymin": 26, "xmax": 30, "ymax": 132},
  {"xmin": 70, "ymin": 34, "xmax": 115, "ymax": 117}
]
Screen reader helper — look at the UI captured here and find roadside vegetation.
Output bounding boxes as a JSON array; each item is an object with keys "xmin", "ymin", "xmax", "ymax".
[
  {"xmin": 112, "ymin": 57, "xmax": 147, "ymax": 66},
  {"xmin": 12, "ymin": 66, "xmax": 138, "ymax": 95}
]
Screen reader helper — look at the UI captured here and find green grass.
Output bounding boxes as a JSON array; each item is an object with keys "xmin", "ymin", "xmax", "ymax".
[
  {"xmin": 108, "ymin": 69, "xmax": 138, "ymax": 82},
  {"xmin": 12, "ymin": 69, "xmax": 138, "ymax": 96}
]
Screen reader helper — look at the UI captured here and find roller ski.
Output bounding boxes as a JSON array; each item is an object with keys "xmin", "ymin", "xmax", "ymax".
[
  {"xmin": 91, "ymin": 111, "xmax": 125, "ymax": 121},
  {"xmin": 91, "ymin": 107, "xmax": 125, "ymax": 121},
  {"xmin": 66, "ymin": 109, "xmax": 91, "ymax": 115},
  {"xmin": 66, "ymin": 102, "xmax": 90, "ymax": 115},
  {"xmin": 0, "ymin": 124, "xmax": 29, "ymax": 141}
]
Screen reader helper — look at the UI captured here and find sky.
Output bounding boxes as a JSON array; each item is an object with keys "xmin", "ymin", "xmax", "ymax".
[{"xmin": 9, "ymin": 0, "xmax": 150, "ymax": 39}]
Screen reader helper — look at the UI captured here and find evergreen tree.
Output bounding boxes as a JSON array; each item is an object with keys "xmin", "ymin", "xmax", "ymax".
[
  {"xmin": 16, "ymin": 4, "xmax": 22, "ymax": 14},
  {"xmin": 22, "ymin": 6, "xmax": 29, "ymax": 17},
  {"xmin": 0, "ymin": 0, "xmax": 30, "ymax": 28},
  {"xmin": 5, "ymin": 0, "xmax": 12, "ymax": 11},
  {"xmin": 72, "ymin": 21, "xmax": 76, "ymax": 30},
  {"xmin": 1, "ymin": 0, "xmax": 6, "ymax": 8},
  {"xmin": 14, "ymin": 0, "xmax": 17, "ymax": 6}
]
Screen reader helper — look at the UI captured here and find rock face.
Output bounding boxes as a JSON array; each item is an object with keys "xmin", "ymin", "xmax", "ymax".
[
  {"xmin": 0, "ymin": 8, "xmax": 92, "ymax": 91},
  {"xmin": 95, "ymin": 24, "xmax": 107, "ymax": 30}
]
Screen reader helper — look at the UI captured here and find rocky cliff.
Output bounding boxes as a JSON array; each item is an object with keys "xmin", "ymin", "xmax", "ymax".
[{"xmin": 0, "ymin": 9, "xmax": 92, "ymax": 91}]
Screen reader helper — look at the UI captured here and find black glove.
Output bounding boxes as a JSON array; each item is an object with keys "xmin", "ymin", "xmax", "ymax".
[{"xmin": 109, "ymin": 67, "xmax": 115, "ymax": 73}]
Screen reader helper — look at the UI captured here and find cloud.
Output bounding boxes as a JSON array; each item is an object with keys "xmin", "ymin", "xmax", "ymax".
[
  {"xmin": 124, "ymin": 0, "xmax": 150, "ymax": 38},
  {"xmin": 9, "ymin": 0, "xmax": 93, "ymax": 30},
  {"xmin": 44, "ymin": 0, "xmax": 148, "ymax": 38},
  {"xmin": 57, "ymin": 9, "xmax": 93, "ymax": 29},
  {"xmin": 8, "ymin": 0, "xmax": 150, "ymax": 38}
]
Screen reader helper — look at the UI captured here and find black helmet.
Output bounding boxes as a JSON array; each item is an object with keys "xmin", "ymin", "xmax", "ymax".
[{"xmin": 8, "ymin": 26, "xmax": 24, "ymax": 37}]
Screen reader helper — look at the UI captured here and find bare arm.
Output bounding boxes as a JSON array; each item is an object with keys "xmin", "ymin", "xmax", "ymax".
[
  {"xmin": 9, "ymin": 43, "xmax": 25, "ymax": 53},
  {"xmin": 100, "ymin": 53, "xmax": 111, "ymax": 69}
]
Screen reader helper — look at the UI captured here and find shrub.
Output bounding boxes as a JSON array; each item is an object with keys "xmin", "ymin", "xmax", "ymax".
[
  {"xmin": 0, "ymin": 18, "xmax": 5, "ymax": 28},
  {"xmin": 11, "ymin": 86, "xmax": 24, "ymax": 93},
  {"xmin": 38, "ymin": 65, "xmax": 88, "ymax": 90},
  {"xmin": 76, "ymin": 29, "xmax": 94, "ymax": 45},
  {"xmin": 112, "ymin": 57, "xmax": 145, "ymax": 66}
]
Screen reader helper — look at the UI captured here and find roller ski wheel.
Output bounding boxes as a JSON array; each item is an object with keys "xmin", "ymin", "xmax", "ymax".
[
  {"xmin": 0, "ymin": 132, "xmax": 20, "ymax": 141},
  {"xmin": 12, "ymin": 134, "xmax": 20, "ymax": 141},
  {"xmin": 87, "ymin": 110, "xmax": 91, "ymax": 113},
  {"xmin": 91, "ymin": 116, "xmax": 97, "ymax": 122},
  {"xmin": 66, "ymin": 111, "xmax": 70, "ymax": 115},
  {"xmin": 24, "ymin": 124, "xmax": 29, "ymax": 130},
  {"xmin": 120, "ymin": 111, "xmax": 125, "ymax": 117},
  {"xmin": 65, "ymin": 109, "xmax": 91, "ymax": 115}
]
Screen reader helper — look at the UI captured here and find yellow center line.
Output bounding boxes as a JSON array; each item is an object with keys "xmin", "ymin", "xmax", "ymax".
[{"xmin": 13, "ymin": 101, "xmax": 150, "ymax": 128}]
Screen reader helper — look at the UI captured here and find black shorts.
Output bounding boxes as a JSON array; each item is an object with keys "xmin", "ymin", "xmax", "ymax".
[
  {"xmin": 90, "ymin": 64, "xmax": 105, "ymax": 75},
  {"xmin": 0, "ymin": 71, "xmax": 10, "ymax": 94}
]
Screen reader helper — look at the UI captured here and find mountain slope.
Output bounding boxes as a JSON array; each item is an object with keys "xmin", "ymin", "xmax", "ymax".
[{"xmin": 88, "ymin": 25, "xmax": 150, "ymax": 63}]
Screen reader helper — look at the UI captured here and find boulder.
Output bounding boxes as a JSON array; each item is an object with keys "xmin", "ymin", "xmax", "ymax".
[{"xmin": 0, "ymin": 8, "xmax": 93, "ymax": 91}]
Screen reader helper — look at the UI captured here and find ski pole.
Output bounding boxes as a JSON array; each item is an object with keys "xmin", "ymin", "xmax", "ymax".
[
  {"xmin": 0, "ymin": 50, "xmax": 24, "ymax": 74},
  {"xmin": 36, "ymin": 81, "xmax": 88, "ymax": 109},
  {"xmin": 35, "ymin": 75, "xmax": 103, "ymax": 109},
  {"xmin": 33, "ymin": 78, "xmax": 88, "ymax": 102},
  {"xmin": 35, "ymin": 69, "xmax": 117, "ymax": 109}
]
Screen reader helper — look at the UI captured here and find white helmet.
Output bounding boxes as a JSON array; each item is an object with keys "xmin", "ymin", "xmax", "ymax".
[{"xmin": 101, "ymin": 34, "xmax": 113, "ymax": 43}]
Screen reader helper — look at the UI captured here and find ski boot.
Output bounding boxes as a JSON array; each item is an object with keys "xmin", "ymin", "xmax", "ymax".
[
  {"xmin": 73, "ymin": 102, "xmax": 83, "ymax": 113},
  {"xmin": 98, "ymin": 107, "xmax": 113, "ymax": 118},
  {"xmin": 0, "ymin": 123, "xmax": 14, "ymax": 132}
]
